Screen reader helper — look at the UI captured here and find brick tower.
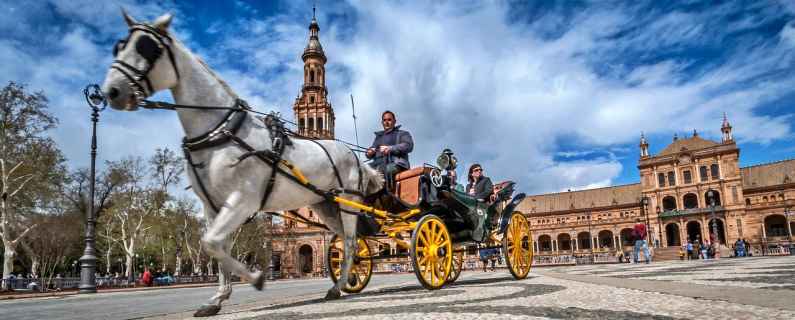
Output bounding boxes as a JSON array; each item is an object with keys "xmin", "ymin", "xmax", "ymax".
[{"xmin": 293, "ymin": 8, "xmax": 335, "ymax": 139}]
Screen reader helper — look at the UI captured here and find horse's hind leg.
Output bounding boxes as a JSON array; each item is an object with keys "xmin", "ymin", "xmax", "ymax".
[
  {"xmin": 201, "ymin": 192, "xmax": 264, "ymax": 289},
  {"xmin": 325, "ymin": 200, "xmax": 359, "ymax": 300}
]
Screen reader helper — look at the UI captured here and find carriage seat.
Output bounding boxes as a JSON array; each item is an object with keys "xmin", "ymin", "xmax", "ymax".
[{"xmin": 395, "ymin": 167, "xmax": 431, "ymax": 206}]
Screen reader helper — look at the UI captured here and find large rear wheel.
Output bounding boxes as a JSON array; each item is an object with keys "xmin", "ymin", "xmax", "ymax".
[
  {"xmin": 411, "ymin": 214, "xmax": 452, "ymax": 290},
  {"xmin": 327, "ymin": 234, "xmax": 373, "ymax": 293},
  {"xmin": 503, "ymin": 211, "xmax": 532, "ymax": 279}
]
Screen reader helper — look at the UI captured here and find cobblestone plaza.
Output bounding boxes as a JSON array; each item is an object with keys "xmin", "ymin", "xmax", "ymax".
[{"xmin": 195, "ymin": 256, "xmax": 795, "ymax": 320}]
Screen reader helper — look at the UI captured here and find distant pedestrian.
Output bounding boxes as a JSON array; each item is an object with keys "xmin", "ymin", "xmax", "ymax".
[
  {"xmin": 632, "ymin": 219, "xmax": 651, "ymax": 263},
  {"xmin": 700, "ymin": 241, "xmax": 709, "ymax": 260},
  {"xmin": 142, "ymin": 268, "xmax": 153, "ymax": 287},
  {"xmin": 736, "ymin": 239, "xmax": 746, "ymax": 257},
  {"xmin": 686, "ymin": 241, "xmax": 693, "ymax": 260}
]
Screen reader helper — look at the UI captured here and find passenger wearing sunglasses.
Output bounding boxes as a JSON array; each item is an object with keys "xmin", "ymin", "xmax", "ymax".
[{"xmin": 466, "ymin": 164, "xmax": 493, "ymax": 202}]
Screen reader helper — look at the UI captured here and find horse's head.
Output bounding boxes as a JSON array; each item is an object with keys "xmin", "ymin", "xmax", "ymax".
[{"xmin": 101, "ymin": 10, "xmax": 180, "ymax": 111}]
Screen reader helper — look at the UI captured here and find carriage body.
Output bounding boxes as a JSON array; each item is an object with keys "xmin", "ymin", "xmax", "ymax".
[{"xmin": 327, "ymin": 150, "xmax": 533, "ymax": 292}]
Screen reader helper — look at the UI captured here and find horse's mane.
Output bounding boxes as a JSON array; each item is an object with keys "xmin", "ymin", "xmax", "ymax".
[{"xmin": 195, "ymin": 56, "xmax": 238, "ymax": 99}]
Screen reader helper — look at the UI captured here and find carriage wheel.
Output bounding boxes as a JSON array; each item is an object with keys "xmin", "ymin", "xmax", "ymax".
[
  {"xmin": 503, "ymin": 211, "xmax": 533, "ymax": 279},
  {"xmin": 411, "ymin": 214, "xmax": 452, "ymax": 290},
  {"xmin": 327, "ymin": 234, "xmax": 373, "ymax": 293},
  {"xmin": 446, "ymin": 247, "xmax": 465, "ymax": 284}
]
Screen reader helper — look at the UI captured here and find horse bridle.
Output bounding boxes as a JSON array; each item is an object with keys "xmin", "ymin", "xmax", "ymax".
[{"xmin": 112, "ymin": 24, "xmax": 181, "ymax": 101}]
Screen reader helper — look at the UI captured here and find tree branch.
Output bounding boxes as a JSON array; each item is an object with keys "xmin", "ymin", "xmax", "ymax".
[
  {"xmin": 8, "ymin": 175, "xmax": 35, "ymax": 199},
  {"xmin": 11, "ymin": 223, "xmax": 37, "ymax": 245},
  {"xmin": 6, "ymin": 161, "xmax": 24, "ymax": 178}
]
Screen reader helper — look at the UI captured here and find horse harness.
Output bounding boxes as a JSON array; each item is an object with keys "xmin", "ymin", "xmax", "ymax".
[{"xmin": 139, "ymin": 100, "xmax": 365, "ymax": 216}]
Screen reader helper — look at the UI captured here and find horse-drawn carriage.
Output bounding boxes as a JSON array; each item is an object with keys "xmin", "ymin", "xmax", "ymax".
[
  {"xmin": 324, "ymin": 149, "xmax": 533, "ymax": 292},
  {"xmin": 100, "ymin": 12, "xmax": 532, "ymax": 315}
]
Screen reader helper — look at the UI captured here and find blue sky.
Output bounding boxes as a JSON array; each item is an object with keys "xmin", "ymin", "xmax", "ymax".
[{"xmin": 1, "ymin": 0, "xmax": 794, "ymax": 195}]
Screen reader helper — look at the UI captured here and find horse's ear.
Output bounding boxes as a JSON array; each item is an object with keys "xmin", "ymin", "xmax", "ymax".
[
  {"xmin": 121, "ymin": 8, "xmax": 137, "ymax": 27},
  {"xmin": 153, "ymin": 14, "xmax": 173, "ymax": 31}
]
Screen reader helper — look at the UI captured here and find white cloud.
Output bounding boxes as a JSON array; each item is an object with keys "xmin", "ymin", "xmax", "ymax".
[{"xmin": 1, "ymin": 0, "xmax": 793, "ymax": 197}]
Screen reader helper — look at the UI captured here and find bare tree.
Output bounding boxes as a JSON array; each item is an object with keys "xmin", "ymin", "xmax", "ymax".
[{"xmin": 0, "ymin": 82, "xmax": 65, "ymax": 290}]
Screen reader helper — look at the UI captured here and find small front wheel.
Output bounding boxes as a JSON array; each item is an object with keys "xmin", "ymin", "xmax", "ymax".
[
  {"xmin": 327, "ymin": 234, "xmax": 373, "ymax": 293},
  {"xmin": 411, "ymin": 214, "xmax": 452, "ymax": 290},
  {"xmin": 503, "ymin": 211, "xmax": 533, "ymax": 279},
  {"xmin": 447, "ymin": 247, "xmax": 465, "ymax": 284}
]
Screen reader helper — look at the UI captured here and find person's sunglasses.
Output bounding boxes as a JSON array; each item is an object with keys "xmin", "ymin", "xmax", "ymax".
[{"xmin": 473, "ymin": 168, "xmax": 482, "ymax": 172}]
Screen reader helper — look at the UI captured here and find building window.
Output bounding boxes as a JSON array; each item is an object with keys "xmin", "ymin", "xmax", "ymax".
[
  {"xmin": 667, "ymin": 171, "xmax": 676, "ymax": 186},
  {"xmin": 310, "ymin": 96, "xmax": 315, "ymax": 103},
  {"xmin": 683, "ymin": 170, "xmax": 692, "ymax": 184},
  {"xmin": 308, "ymin": 118, "xmax": 315, "ymax": 131},
  {"xmin": 732, "ymin": 186, "xmax": 738, "ymax": 204},
  {"xmin": 310, "ymin": 70, "xmax": 315, "ymax": 83},
  {"xmin": 700, "ymin": 166, "xmax": 708, "ymax": 181},
  {"xmin": 658, "ymin": 173, "xmax": 666, "ymax": 187},
  {"xmin": 317, "ymin": 117, "xmax": 323, "ymax": 131},
  {"xmin": 745, "ymin": 198, "xmax": 751, "ymax": 206},
  {"xmin": 299, "ymin": 118, "xmax": 305, "ymax": 131},
  {"xmin": 710, "ymin": 163, "xmax": 720, "ymax": 180}
]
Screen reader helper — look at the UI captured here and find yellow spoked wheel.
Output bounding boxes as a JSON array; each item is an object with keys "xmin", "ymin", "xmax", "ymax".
[
  {"xmin": 446, "ymin": 247, "xmax": 465, "ymax": 284},
  {"xmin": 327, "ymin": 234, "xmax": 373, "ymax": 293},
  {"xmin": 411, "ymin": 214, "xmax": 452, "ymax": 290},
  {"xmin": 503, "ymin": 211, "xmax": 533, "ymax": 279}
]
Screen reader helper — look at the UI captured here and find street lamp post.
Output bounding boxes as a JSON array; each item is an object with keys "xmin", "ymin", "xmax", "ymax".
[
  {"xmin": 785, "ymin": 199, "xmax": 793, "ymax": 241},
  {"xmin": 656, "ymin": 206, "xmax": 663, "ymax": 245},
  {"xmin": 642, "ymin": 197, "xmax": 651, "ymax": 247},
  {"xmin": 79, "ymin": 84, "xmax": 106, "ymax": 294},
  {"xmin": 707, "ymin": 189, "xmax": 719, "ymax": 247}
]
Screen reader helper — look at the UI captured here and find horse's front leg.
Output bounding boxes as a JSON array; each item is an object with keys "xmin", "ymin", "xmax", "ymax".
[
  {"xmin": 326, "ymin": 201, "xmax": 359, "ymax": 300},
  {"xmin": 201, "ymin": 191, "xmax": 264, "ymax": 288},
  {"xmin": 193, "ymin": 204, "xmax": 235, "ymax": 317},
  {"xmin": 194, "ymin": 240, "xmax": 234, "ymax": 317}
]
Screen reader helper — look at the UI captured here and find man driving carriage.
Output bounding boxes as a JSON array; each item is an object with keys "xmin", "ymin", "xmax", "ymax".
[{"xmin": 366, "ymin": 110, "xmax": 414, "ymax": 187}]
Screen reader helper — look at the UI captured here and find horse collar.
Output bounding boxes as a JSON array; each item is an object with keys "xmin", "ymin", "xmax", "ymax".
[{"xmin": 182, "ymin": 99, "xmax": 249, "ymax": 153}]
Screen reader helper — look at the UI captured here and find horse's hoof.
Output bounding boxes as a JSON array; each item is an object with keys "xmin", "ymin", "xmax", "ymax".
[
  {"xmin": 193, "ymin": 305, "xmax": 221, "ymax": 317},
  {"xmin": 251, "ymin": 271, "xmax": 265, "ymax": 291},
  {"xmin": 324, "ymin": 288, "xmax": 341, "ymax": 300}
]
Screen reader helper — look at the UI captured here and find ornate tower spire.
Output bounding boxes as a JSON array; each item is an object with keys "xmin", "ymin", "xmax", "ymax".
[
  {"xmin": 721, "ymin": 112, "xmax": 733, "ymax": 143},
  {"xmin": 293, "ymin": 6, "xmax": 334, "ymax": 139},
  {"xmin": 640, "ymin": 132, "xmax": 649, "ymax": 158}
]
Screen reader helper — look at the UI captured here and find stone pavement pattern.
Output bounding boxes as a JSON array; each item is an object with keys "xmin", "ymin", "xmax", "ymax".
[{"xmin": 200, "ymin": 256, "xmax": 795, "ymax": 320}]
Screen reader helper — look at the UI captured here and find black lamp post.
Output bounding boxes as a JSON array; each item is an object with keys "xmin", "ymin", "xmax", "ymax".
[
  {"xmin": 707, "ymin": 189, "xmax": 719, "ymax": 246},
  {"xmin": 79, "ymin": 84, "xmax": 106, "ymax": 294},
  {"xmin": 641, "ymin": 197, "xmax": 650, "ymax": 246},
  {"xmin": 656, "ymin": 206, "xmax": 663, "ymax": 245}
]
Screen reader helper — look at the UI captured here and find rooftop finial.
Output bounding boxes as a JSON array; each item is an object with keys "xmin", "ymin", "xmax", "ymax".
[
  {"xmin": 313, "ymin": 2, "xmax": 316, "ymax": 19},
  {"xmin": 693, "ymin": 129, "xmax": 698, "ymax": 137},
  {"xmin": 673, "ymin": 133, "xmax": 678, "ymax": 141}
]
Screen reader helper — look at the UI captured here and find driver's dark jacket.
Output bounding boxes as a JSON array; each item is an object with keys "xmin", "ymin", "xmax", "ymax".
[
  {"xmin": 367, "ymin": 125, "xmax": 414, "ymax": 169},
  {"xmin": 466, "ymin": 177, "xmax": 493, "ymax": 202}
]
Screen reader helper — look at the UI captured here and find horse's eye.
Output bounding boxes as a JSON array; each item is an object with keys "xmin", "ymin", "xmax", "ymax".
[
  {"xmin": 113, "ymin": 40, "xmax": 126, "ymax": 57},
  {"xmin": 135, "ymin": 36, "xmax": 162, "ymax": 64}
]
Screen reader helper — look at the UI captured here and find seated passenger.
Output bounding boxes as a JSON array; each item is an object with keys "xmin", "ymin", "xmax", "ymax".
[
  {"xmin": 465, "ymin": 164, "xmax": 493, "ymax": 202},
  {"xmin": 366, "ymin": 110, "xmax": 414, "ymax": 188}
]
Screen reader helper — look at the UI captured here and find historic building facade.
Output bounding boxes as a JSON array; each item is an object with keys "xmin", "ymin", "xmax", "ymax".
[{"xmin": 520, "ymin": 116, "xmax": 795, "ymax": 259}]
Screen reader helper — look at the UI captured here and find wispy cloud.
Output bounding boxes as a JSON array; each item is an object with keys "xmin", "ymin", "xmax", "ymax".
[{"xmin": 0, "ymin": 0, "xmax": 793, "ymax": 196}]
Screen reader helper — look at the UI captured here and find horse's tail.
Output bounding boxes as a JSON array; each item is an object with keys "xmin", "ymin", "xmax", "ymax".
[{"xmin": 361, "ymin": 163, "xmax": 385, "ymax": 195}]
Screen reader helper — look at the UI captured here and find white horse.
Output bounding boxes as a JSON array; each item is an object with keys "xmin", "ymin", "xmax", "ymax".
[{"xmin": 100, "ymin": 12, "xmax": 383, "ymax": 317}]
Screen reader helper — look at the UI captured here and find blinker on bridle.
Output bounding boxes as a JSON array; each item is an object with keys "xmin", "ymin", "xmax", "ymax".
[{"xmin": 111, "ymin": 24, "xmax": 180, "ymax": 102}]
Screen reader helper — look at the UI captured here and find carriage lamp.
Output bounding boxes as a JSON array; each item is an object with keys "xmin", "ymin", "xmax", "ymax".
[{"xmin": 79, "ymin": 84, "xmax": 107, "ymax": 294}]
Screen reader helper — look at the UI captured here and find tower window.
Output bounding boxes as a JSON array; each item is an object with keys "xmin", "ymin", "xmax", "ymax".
[
  {"xmin": 308, "ymin": 118, "xmax": 315, "ymax": 131},
  {"xmin": 310, "ymin": 96, "xmax": 315, "ymax": 103},
  {"xmin": 299, "ymin": 118, "xmax": 305, "ymax": 131},
  {"xmin": 310, "ymin": 70, "xmax": 315, "ymax": 83},
  {"xmin": 317, "ymin": 118, "xmax": 323, "ymax": 131}
]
